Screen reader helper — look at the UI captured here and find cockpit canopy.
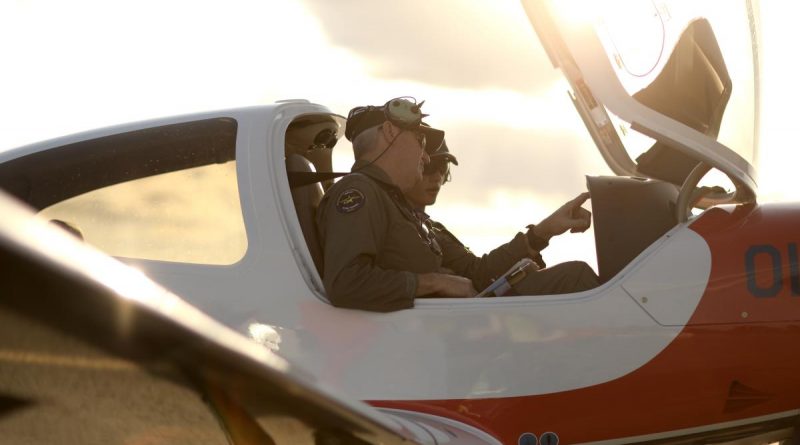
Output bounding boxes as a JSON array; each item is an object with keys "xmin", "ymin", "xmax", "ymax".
[{"xmin": 523, "ymin": 0, "xmax": 760, "ymax": 205}]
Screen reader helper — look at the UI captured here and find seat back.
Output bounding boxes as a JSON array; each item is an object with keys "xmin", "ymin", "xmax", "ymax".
[
  {"xmin": 286, "ymin": 154, "xmax": 324, "ymax": 276},
  {"xmin": 633, "ymin": 18, "xmax": 731, "ymax": 186}
]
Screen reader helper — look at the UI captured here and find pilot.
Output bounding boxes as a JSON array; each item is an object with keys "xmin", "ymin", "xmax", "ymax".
[
  {"xmin": 404, "ymin": 140, "xmax": 599, "ymax": 295},
  {"xmin": 316, "ymin": 97, "xmax": 477, "ymax": 312}
]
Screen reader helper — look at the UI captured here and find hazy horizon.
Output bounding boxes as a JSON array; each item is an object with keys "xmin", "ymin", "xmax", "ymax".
[{"xmin": 1, "ymin": 0, "xmax": 797, "ymax": 269}]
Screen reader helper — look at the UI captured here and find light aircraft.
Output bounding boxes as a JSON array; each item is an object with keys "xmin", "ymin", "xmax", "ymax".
[
  {"xmin": 1, "ymin": 0, "xmax": 798, "ymax": 444},
  {"xmin": 0, "ymin": 185, "xmax": 493, "ymax": 444}
]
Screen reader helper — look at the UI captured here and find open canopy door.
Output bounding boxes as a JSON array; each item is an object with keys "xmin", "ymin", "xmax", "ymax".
[{"xmin": 522, "ymin": 0, "xmax": 761, "ymax": 208}]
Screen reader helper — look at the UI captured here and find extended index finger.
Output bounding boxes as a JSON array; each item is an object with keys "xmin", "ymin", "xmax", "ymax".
[{"xmin": 570, "ymin": 192, "xmax": 591, "ymax": 207}]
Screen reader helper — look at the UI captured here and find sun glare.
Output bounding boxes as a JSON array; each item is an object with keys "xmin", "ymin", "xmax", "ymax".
[
  {"xmin": 0, "ymin": 0, "xmax": 341, "ymax": 150},
  {"xmin": 550, "ymin": 0, "xmax": 605, "ymax": 29},
  {"xmin": 757, "ymin": 2, "xmax": 800, "ymax": 202}
]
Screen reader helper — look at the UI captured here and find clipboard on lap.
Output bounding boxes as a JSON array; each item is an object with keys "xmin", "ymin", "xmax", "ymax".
[{"xmin": 475, "ymin": 258, "xmax": 535, "ymax": 298}]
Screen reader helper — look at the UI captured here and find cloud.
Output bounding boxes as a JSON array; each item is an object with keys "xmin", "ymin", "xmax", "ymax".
[
  {"xmin": 332, "ymin": 118, "xmax": 613, "ymax": 208},
  {"xmin": 432, "ymin": 122, "xmax": 611, "ymax": 205},
  {"xmin": 300, "ymin": 0, "xmax": 557, "ymax": 92},
  {"xmin": 419, "ymin": 122, "xmax": 609, "ymax": 266}
]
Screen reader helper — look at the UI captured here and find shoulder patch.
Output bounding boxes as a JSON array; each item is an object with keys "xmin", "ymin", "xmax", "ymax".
[{"xmin": 336, "ymin": 188, "xmax": 367, "ymax": 213}]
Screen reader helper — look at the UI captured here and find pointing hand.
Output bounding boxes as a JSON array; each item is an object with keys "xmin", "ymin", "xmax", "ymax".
[{"xmin": 535, "ymin": 192, "xmax": 592, "ymax": 239}]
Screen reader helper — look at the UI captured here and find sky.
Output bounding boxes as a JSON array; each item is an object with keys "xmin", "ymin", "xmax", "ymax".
[{"xmin": 1, "ymin": 0, "xmax": 798, "ymax": 270}]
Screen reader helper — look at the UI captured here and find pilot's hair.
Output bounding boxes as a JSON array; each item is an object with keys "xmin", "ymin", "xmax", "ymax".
[{"xmin": 352, "ymin": 125, "xmax": 381, "ymax": 160}]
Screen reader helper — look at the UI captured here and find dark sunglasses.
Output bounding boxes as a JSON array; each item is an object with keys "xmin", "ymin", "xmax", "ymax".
[{"xmin": 423, "ymin": 157, "xmax": 452, "ymax": 182}]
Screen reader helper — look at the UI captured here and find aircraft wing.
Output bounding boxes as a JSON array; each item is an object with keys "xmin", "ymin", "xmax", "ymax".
[{"xmin": 0, "ymin": 190, "xmax": 419, "ymax": 445}]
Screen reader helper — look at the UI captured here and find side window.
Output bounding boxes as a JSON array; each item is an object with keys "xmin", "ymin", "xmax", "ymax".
[
  {"xmin": 35, "ymin": 118, "xmax": 247, "ymax": 265},
  {"xmin": 41, "ymin": 161, "xmax": 247, "ymax": 265}
]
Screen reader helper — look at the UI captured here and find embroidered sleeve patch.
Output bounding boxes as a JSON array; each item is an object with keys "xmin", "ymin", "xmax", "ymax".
[{"xmin": 336, "ymin": 188, "xmax": 366, "ymax": 213}]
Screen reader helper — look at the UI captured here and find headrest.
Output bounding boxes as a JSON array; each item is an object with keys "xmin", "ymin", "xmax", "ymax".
[{"xmin": 285, "ymin": 116, "xmax": 341, "ymax": 156}]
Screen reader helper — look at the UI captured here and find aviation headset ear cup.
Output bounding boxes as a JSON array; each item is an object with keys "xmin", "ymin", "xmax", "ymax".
[
  {"xmin": 313, "ymin": 128, "xmax": 338, "ymax": 150},
  {"xmin": 286, "ymin": 119, "xmax": 340, "ymax": 154},
  {"xmin": 384, "ymin": 97, "xmax": 424, "ymax": 129},
  {"xmin": 345, "ymin": 97, "xmax": 444, "ymax": 150}
]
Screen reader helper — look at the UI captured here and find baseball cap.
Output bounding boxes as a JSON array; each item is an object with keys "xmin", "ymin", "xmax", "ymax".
[{"xmin": 430, "ymin": 138, "xmax": 458, "ymax": 165}]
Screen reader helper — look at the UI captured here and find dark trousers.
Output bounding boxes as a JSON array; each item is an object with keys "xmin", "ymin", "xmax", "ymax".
[{"xmin": 512, "ymin": 261, "xmax": 599, "ymax": 296}]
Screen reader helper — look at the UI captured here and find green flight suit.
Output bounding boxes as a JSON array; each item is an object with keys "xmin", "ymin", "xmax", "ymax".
[
  {"xmin": 423, "ymin": 215, "xmax": 599, "ymax": 295},
  {"xmin": 316, "ymin": 162, "xmax": 443, "ymax": 312}
]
